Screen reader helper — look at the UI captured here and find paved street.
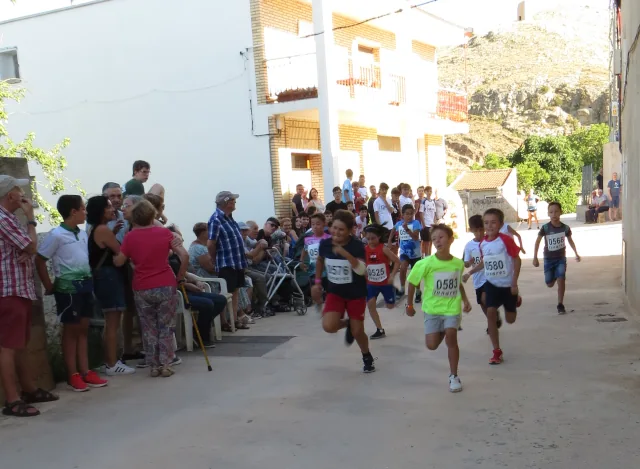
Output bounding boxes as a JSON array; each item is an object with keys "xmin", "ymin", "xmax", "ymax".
[{"xmin": 1, "ymin": 221, "xmax": 639, "ymax": 469}]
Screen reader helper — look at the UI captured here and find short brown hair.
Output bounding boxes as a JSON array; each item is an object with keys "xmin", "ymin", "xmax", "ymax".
[
  {"xmin": 310, "ymin": 212, "xmax": 326, "ymax": 223},
  {"xmin": 430, "ymin": 224, "xmax": 454, "ymax": 239},
  {"xmin": 143, "ymin": 193, "xmax": 164, "ymax": 212},
  {"xmin": 483, "ymin": 208, "xmax": 505, "ymax": 224},
  {"xmin": 193, "ymin": 222, "xmax": 208, "ymax": 237},
  {"xmin": 131, "ymin": 199, "xmax": 157, "ymax": 227},
  {"xmin": 333, "ymin": 209, "xmax": 355, "ymax": 230}
]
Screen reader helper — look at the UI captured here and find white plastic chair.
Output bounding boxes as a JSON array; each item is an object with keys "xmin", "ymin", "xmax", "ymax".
[
  {"xmin": 190, "ymin": 275, "xmax": 234, "ymax": 334},
  {"xmin": 176, "ymin": 290, "xmax": 195, "ymax": 351}
]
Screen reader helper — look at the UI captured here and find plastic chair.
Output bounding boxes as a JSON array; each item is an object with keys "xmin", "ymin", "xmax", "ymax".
[
  {"xmin": 189, "ymin": 275, "xmax": 234, "ymax": 335},
  {"xmin": 176, "ymin": 290, "xmax": 195, "ymax": 352}
]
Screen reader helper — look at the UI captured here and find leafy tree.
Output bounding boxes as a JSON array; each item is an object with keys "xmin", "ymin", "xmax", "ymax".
[
  {"xmin": 470, "ymin": 153, "xmax": 510, "ymax": 171},
  {"xmin": 567, "ymin": 123, "xmax": 609, "ymax": 170},
  {"xmin": 1, "ymin": 81, "xmax": 84, "ymax": 224}
]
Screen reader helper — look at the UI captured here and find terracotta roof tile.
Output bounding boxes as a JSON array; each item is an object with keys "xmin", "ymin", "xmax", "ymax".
[{"xmin": 452, "ymin": 169, "xmax": 513, "ymax": 191}]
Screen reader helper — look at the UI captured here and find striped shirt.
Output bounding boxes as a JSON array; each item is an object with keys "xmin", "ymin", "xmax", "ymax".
[
  {"xmin": 207, "ymin": 208, "xmax": 247, "ymax": 270},
  {"xmin": 0, "ymin": 205, "xmax": 37, "ymax": 300}
]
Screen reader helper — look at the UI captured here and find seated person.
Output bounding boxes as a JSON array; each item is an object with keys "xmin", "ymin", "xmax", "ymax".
[
  {"xmin": 587, "ymin": 189, "xmax": 609, "ymax": 223},
  {"xmin": 182, "ymin": 272, "xmax": 227, "ymax": 347},
  {"xmin": 188, "ymin": 222, "xmax": 215, "ymax": 278},
  {"xmin": 258, "ymin": 217, "xmax": 288, "ymax": 256}
]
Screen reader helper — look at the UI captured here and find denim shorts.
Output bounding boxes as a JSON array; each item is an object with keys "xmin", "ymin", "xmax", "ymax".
[
  {"xmin": 93, "ymin": 266, "xmax": 126, "ymax": 312},
  {"xmin": 611, "ymin": 195, "xmax": 620, "ymax": 208},
  {"xmin": 424, "ymin": 314, "xmax": 461, "ymax": 334},
  {"xmin": 544, "ymin": 257, "xmax": 567, "ymax": 284}
]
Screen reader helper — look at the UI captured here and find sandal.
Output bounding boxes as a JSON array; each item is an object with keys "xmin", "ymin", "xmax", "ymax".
[
  {"xmin": 235, "ymin": 321, "xmax": 250, "ymax": 330},
  {"xmin": 2, "ymin": 400, "xmax": 40, "ymax": 417},
  {"xmin": 221, "ymin": 323, "xmax": 233, "ymax": 333},
  {"xmin": 21, "ymin": 388, "xmax": 59, "ymax": 404}
]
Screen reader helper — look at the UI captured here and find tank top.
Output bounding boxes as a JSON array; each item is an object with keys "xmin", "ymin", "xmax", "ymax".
[
  {"xmin": 365, "ymin": 243, "xmax": 391, "ymax": 286},
  {"xmin": 88, "ymin": 228, "xmax": 115, "ymax": 269}
]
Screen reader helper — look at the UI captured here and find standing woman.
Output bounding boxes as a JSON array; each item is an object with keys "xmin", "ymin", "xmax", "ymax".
[
  {"xmin": 114, "ymin": 200, "xmax": 189, "ymax": 377},
  {"xmin": 525, "ymin": 188, "xmax": 540, "ymax": 230},
  {"xmin": 307, "ymin": 188, "xmax": 325, "ymax": 214},
  {"xmin": 86, "ymin": 196, "xmax": 136, "ymax": 376}
]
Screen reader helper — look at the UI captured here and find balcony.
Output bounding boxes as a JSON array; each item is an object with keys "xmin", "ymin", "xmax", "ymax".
[{"xmin": 436, "ymin": 89, "xmax": 469, "ymax": 123}]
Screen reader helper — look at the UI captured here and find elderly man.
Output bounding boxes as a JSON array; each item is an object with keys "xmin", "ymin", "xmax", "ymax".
[
  {"xmin": 587, "ymin": 189, "xmax": 610, "ymax": 223},
  {"xmin": 207, "ymin": 191, "xmax": 247, "ymax": 330},
  {"xmin": 291, "ymin": 184, "xmax": 306, "ymax": 217},
  {"xmin": 0, "ymin": 176, "xmax": 58, "ymax": 417},
  {"xmin": 102, "ymin": 182, "xmax": 128, "ymax": 242}
]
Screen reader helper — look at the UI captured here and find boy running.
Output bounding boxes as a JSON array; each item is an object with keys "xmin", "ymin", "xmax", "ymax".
[
  {"xmin": 35, "ymin": 195, "xmax": 109, "ymax": 391},
  {"xmin": 532, "ymin": 202, "xmax": 581, "ymax": 314},
  {"xmin": 463, "ymin": 208, "xmax": 521, "ymax": 365},
  {"xmin": 406, "ymin": 225, "xmax": 471, "ymax": 392},
  {"xmin": 301, "ymin": 213, "xmax": 331, "ymax": 285},
  {"xmin": 311, "ymin": 210, "xmax": 375, "ymax": 373},
  {"xmin": 364, "ymin": 224, "xmax": 400, "ymax": 339},
  {"xmin": 388, "ymin": 204, "xmax": 422, "ymax": 301}
]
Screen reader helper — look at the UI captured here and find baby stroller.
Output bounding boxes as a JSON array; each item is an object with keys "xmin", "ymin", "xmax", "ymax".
[{"xmin": 263, "ymin": 247, "xmax": 308, "ymax": 315}]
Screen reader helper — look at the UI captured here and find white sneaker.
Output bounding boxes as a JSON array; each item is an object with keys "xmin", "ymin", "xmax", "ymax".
[
  {"xmin": 105, "ymin": 360, "xmax": 136, "ymax": 376},
  {"xmin": 449, "ymin": 375, "xmax": 462, "ymax": 393}
]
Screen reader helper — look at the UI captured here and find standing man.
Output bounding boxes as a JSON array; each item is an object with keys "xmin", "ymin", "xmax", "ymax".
[
  {"xmin": 342, "ymin": 169, "xmax": 354, "ymax": 203},
  {"xmin": 433, "ymin": 189, "xmax": 448, "ymax": 225},
  {"xmin": 357, "ymin": 175, "xmax": 369, "ymax": 203},
  {"xmin": 607, "ymin": 172, "xmax": 622, "ymax": 221},
  {"xmin": 374, "ymin": 183, "xmax": 396, "ymax": 229},
  {"xmin": 596, "ymin": 168, "xmax": 603, "ymax": 191},
  {"xmin": 123, "ymin": 160, "xmax": 151, "ymax": 197},
  {"xmin": 0, "ymin": 176, "xmax": 58, "ymax": 417},
  {"xmin": 207, "ymin": 191, "xmax": 248, "ymax": 330},
  {"xmin": 367, "ymin": 185, "xmax": 378, "ymax": 224},
  {"xmin": 101, "ymin": 182, "xmax": 127, "ymax": 242},
  {"xmin": 291, "ymin": 184, "xmax": 305, "ymax": 217}
]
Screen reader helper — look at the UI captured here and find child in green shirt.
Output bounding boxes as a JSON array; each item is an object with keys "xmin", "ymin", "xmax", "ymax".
[{"xmin": 406, "ymin": 224, "xmax": 471, "ymax": 393}]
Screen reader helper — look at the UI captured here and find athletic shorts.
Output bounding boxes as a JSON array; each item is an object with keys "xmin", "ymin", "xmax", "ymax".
[
  {"xmin": 544, "ymin": 257, "xmax": 567, "ymax": 284},
  {"xmin": 484, "ymin": 281, "xmax": 518, "ymax": 313},
  {"xmin": 420, "ymin": 226, "xmax": 431, "ymax": 242},
  {"xmin": 54, "ymin": 291, "xmax": 95, "ymax": 324},
  {"xmin": 399, "ymin": 255, "xmax": 420, "ymax": 267},
  {"xmin": 366, "ymin": 284, "xmax": 395, "ymax": 304},
  {"xmin": 323, "ymin": 293, "xmax": 366, "ymax": 321},
  {"xmin": 424, "ymin": 314, "xmax": 461, "ymax": 334},
  {"xmin": 218, "ymin": 267, "xmax": 246, "ymax": 293},
  {"xmin": 611, "ymin": 195, "xmax": 620, "ymax": 208},
  {"xmin": 0, "ymin": 296, "xmax": 32, "ymax": 349},
  {"xmin": 528, "ymin": 207, "xmax": 537, "ymax": 212},
  {"xmin": 93, "ymin": 266, "xmax": 126, "ymax": 312},
  {"xmin": 475, "ymin": 284, "xmax": 486, "ymax": 305}
]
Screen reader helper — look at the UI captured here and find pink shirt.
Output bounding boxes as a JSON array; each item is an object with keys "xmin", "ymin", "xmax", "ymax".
[{"xmin": 121, "ymin": 227, "xmax": 176, "ymax": 291}]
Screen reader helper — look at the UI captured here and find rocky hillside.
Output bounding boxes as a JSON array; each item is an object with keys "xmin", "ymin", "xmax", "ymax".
[{"xmin": 440, "ymin": 1, "xmax": 611, "ymax": 171}]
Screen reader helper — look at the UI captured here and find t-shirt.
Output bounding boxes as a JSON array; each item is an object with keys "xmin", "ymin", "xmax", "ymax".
[
  {"xmin": 318, "ymin": 236, "xmax": 366, "ymax": 299},
  {"xmin": 124, "ymin": 178, "xmax": 145, "ymax": 197},
  {"xmin": 526, "ymin": 194, "xmax": 539, "ymax": 209},
  {"xmin": 188, "ymin": 242, "xmax": 212, "ymax": 278},
  {"xmin": 395, "ymin": 220, "xmax": 422, "ymax": 259},
  {"xmin": 421, "ymin": 198, "xmax": 436, "ymax": 227},
  {"xmin": 326, "ymin": 200, "xmax": 348, "ymax": 214},
  {"xmin": 499, "ymin": 223, "xmax": 512, "ymax": 237},
  {"xmin": 407, "ymin": 255, "xmax": 464, "ymax": 316},
  {"xmin": 304, "ymin": 232, "xmax": 331, "ymax": 275},
  {"xmin": 365, "ymin": 243, "xmax": 390, "ymax": 286},
  {"xmin": 38, "ymin": 224, "xmax": 92, "ymax": 294},
  {"xmin": 434, "ymin": 198, "xmax": 448, "ymax": 220},
  {"xmin": 358, "ymin": 187, "xmax": 368, "ymax": 200},
  {"xmin": 463, "ymin": 239, "xmax": 486, "ymax": 289},
  {"xmin": 355, "ymin": 216, "xmax": 368, "ymax": 238},
  {"xmin": 538, "ymin": 222, "xmax": 572, "ymax": 259},
  {"xmin": 479, "ymin": 234, "xmax": 520, "ymax": 288},
  {"xmin": 608, "ymin": 179, "xmax": 621, "ymax": 197},
  {"xmin": 120, "ymin": 226, "xmax": 176, "ymax": 291},
  {"xmin": 399, "ymin": 195, "xmax": 413, "ymax": 210},
  {"xmin": 594, "ymin": 194, "xmax": 609, "ymax": 206},
  {"xmin": 373, "ymin": 197, "xmax": 394, "ymax": 229},
  {"xmin": 342, "ymin": 179, "xmax": 354, "ymax": 203},
  {"xmin": 291, "ymin": 193, "xmax": 304, "ymax": 216}
]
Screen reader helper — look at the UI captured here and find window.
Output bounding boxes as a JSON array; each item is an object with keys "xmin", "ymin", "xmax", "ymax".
[
  {"xmin": 378, "ymin": 136, "xmax": 401, "ymax": 152},
  {"xmin": 0, "ymin": 48, "xmax": 20, "ymax": 83},
  {"xmin": 291, "ymin": 153, "xmax": 311, "ymax": 169}
]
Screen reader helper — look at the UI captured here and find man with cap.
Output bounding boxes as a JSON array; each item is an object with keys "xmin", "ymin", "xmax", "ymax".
[
  {"xmin": 0, "ymin": 175, "xmax": 58, "ymax": 417},
  {"xmin": 207, "ymin": 191, "xmax": 248, "ymax": 330}
]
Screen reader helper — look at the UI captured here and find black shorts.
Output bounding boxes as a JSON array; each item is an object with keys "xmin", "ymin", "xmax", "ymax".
[
  {"xmin": 475, "ymin": 284, "xmax": 486, "ymax": 305},
  {"xmin": 400, "ymin": 255, "xmax": 420, "ymax": 267},
  {"xmin": 420, "ymin": 226, "xmax": 431, "ymax": 242},
  {"xmin": 484, "ymin": 281, "xmax": 518, "ymax": 312},
  {"xmin": 218, "ymin": 267, "xmax": 246, "ymax": 293},
  {"xmin": 54, "ymin": 291, "xmax": 95, "ymax": 324}
]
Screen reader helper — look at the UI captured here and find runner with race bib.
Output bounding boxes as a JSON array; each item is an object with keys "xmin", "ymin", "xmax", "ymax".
[
  {"xmin": 363, "ymin": 224, "xmax": 400, "ymax": 340},
  {"xmin": 311, "ymin": 210, "xmax": 376, "ymax": 373},
  {"xmin": 464, "ymin": 208, "xmax": 522, "ymax": 365},
  {"xmin": 532, "ymin": 202, "xmax": 581, "ymax": 315},
  {"xmin": 388, "ymin": 204, "xmax": 423, "ymax": 302},
  {"xmin": 300, "ymin": 212, "xmax": 331, "ymax": 293},
  {"xmin": 406, "ymin": 225, "xmax": 471, "ymax": 393}
]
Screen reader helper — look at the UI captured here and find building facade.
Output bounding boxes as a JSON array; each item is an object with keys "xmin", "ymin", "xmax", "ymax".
[{"xmin": 0, "ymin": 0, "xmax": 468, "ymax": 234}]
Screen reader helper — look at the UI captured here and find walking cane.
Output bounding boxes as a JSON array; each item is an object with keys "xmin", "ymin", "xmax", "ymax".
[{"xmin": 180, "ymin": 284, "xmax": 212, "ymax": 372}]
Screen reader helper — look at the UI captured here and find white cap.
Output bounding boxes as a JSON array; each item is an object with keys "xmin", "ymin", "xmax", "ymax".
[{"xmin": 0, "ymin": 175, "xmax": 30, "ymax": 198}]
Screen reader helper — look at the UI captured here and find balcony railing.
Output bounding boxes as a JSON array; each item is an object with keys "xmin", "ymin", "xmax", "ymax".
[{"xmin": 436, "ymin": 88, "xmax": 468, "ymax": 122}]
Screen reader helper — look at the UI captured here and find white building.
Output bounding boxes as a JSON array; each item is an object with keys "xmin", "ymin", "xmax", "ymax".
[{"xmin": 0, "ymin": 0, "xmax": 468, "ymax": 236}]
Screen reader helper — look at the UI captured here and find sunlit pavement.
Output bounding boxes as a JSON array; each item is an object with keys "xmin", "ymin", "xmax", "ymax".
[{"xmin": 1, "ymin": 220, "xmax": 639, "ymax": 469}]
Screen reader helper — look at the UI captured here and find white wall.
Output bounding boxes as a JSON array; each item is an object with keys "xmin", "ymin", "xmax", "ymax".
[{"xmin": 0, "ymin": 0, "xmax": 273, "ymax": 240}]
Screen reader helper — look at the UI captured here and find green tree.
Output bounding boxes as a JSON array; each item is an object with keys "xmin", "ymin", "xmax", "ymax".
[
  {"xmin": 1, "ymin": 81, "xmax": 84, "ymax": 224},
  {"xmin": 567, "ymin": 123, "xmax": 610, "ymax": 170},
  {"xmin": 471, "ymin": 153, "xmax": 510, "ymax": 171}
]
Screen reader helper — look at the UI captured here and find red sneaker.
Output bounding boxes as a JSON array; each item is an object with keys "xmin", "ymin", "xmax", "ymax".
[
  {"xmin": 489, "ymin": 348, "xmax": 503, "ymax": 365},
  {"xmin": 83, "ymin": 370, "xmax": 108, "ymax": 388},
  {"xmin": 68, "ymin": 373, "xmax": 89, "ymax": 392},
  {"xmin": 516, "ymin": 296, "xmax": 523, "ymax": 308}
]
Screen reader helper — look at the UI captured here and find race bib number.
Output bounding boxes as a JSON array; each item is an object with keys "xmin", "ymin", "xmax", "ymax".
[
  {"xmin": 432, "ymin": 271, "xmax": 460, "ymax": 298},
  {"xmin": 367, "ymin": 263, "xmax": 387, "ymax": 283},
  {"xmin": 325, "ymin": 258, "xmax": 353, "ymax": 284},
  {"xmin": 484, "ymin": 254, "xmax": 508, "ymax": 279},
  {"xmin": 547, "ymin": 232, "xmax": 565, "ymax": 252},
  {"xmin": 471, "ymin": 249, "xmax": 481, "ymax": 266},
  {"xmin": 399, "ymin": 228, "xmax": 412, "ymax": 242},
  {"xmin": 307, "ymin": 243, "xmax": 320, "ymax": 262}
]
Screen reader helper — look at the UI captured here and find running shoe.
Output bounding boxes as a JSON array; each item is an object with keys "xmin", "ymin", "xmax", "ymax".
[
  {"xmin": 363, "ymin": 353, "xmax": 376, "ymax": 373},
  {"xmin": 414, "ymin": 290, "xmax": 422, "ymax": 303},
  {"xmin": 370, "ymin": 328, "xmax": 386, "ymax": 340},
  {"xmin": 489, "ymin": 348, "xmax": 503, "ymax": 365},
  {"xmin": 193, "ymin": 338, "xmax": 216, "ymax": 349},
  {"xmin": 170, "ymin": 356, "xmax": 183, "ymax": 366},
  {"xmin": 68, "ymin": 373, "xmax": 89, "ymax": 392},
  {"xmin": 105, "ymin": 360, "xmax": 136, "ymax": 376},
  {"xmin": 344, "ymin": 319, "xmax": 354, "ymax": 346},
  {"xmin": 449, "ymin": 375, "xmax": 463, "ymax": 393},
  {"xmin": 557, "ymin": 303, "xmax": 566, "ymax": 315},
  {"xmin": 83, "ymin": 370, "xmax": 108, "ymax": 388}
]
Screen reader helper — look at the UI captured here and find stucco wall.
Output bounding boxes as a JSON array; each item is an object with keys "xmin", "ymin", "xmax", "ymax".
[{"xmin": 0, "ymin": 0, "xmax": 274, "ymax": 241}]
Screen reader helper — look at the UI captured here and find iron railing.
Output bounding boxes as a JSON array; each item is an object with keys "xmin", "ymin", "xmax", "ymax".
[{"xmin": 582, "ymin": 164, "xmax": 595, "ymax": 204}]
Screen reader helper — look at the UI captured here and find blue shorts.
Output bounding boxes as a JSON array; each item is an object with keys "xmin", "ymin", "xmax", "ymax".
[
  {"xmin": 544, "ymin": 257, "xmax": 567, "ymax": 284},
  {"xmin": 366, "ymin": 284, "xmax": 396, "ymax": 305},
  {"xmin": 93, "ymin": 266, "xmax": 126, "ymax": 312},
  {"xmin": 54, "ymin": 291, "xmax": 95, "ymax": 325},
  {"xmin": 611, "ymin": 195, "xmax": 620, "ymax": 208},
  {"xmin": 399, "ymin": 255, "xmax": 420, "ymax": 267}
]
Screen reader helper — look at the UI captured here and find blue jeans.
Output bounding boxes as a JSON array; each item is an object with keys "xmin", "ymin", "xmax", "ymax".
[
  {"xmin": 187, "ymin": 291, "xmax": 226, "ymax": 342},
  {"xmin": 544, "ymin": 257, "xmax": 567, "ymax": 284}
]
